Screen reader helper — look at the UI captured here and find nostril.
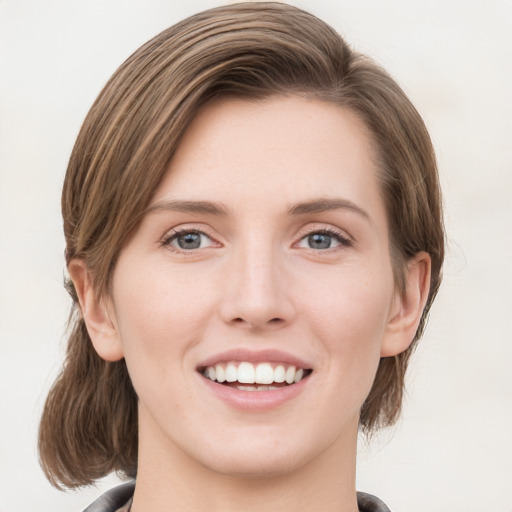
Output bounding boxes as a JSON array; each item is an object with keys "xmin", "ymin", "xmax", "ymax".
[{"xmin": 228, "ymin": 316, "xmax": 286, "ymax": 328}]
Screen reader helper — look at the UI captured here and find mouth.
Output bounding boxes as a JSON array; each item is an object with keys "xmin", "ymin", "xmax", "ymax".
[{"xmin": 199, "ymin": 361, "xmax": 313, "ymax": 391}]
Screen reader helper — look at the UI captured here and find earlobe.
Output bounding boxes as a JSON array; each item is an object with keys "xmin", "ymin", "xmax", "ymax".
[
  {"xmin": 381, "ymin": 252, "xmax": 432, "ymax": 357},
  {"xmin": 68, "ymin": 259, "xmax": 125, "ymax": 362}
]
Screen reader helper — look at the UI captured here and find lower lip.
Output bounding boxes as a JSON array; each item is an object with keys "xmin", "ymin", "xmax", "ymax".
[{"xmin": 199, "ymin": 374, "xmax": 310, "ymax": 411}]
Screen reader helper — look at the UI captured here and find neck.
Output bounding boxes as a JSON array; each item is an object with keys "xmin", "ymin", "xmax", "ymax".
[{"xmin": 131, "ymin": 418, "xmax": 360, "ymax": 512}]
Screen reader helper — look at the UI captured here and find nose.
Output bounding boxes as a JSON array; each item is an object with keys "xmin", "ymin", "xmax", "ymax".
[{"xmin": 219, "ymin": 244, "xmax": 295, "ymax": 331}]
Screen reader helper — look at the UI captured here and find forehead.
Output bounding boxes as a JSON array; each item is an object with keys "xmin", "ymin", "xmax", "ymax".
[{"xmin": 152, "ymin": 96, "xmax": 382, "ymax": 218}]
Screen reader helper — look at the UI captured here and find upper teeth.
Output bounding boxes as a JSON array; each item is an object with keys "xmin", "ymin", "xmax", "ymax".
[{"xmin": 203, "ymin": 362, "xmax": 305, "ymax": 385}]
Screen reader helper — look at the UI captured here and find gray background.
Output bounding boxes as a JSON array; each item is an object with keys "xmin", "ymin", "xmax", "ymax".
[{"xmin": 1, "ymin": 1, "xmax": 511, "ymax": 511}]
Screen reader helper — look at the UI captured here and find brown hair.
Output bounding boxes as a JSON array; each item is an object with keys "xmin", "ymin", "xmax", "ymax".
[{"xmin": 39, "ymin": 1, "xmax": 444, "ymax": 489}]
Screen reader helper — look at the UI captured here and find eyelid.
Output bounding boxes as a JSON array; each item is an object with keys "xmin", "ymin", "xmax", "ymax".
[
  {"xmin": 159, "ymin": 222, "xmax": 353, "ymax": 252},
  {"xmin": 160, "ymin": 224, "xmax": 222, "ymax": 251},
  {"xmin": 294, "ymin": 223, "xmax": 354, "ymax": 248}
]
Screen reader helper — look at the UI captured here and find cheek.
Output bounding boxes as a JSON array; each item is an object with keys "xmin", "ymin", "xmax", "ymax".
[
  {"xmin": 305, "ymin": 271, "xmax": 393, "ymax": 423},
  {"xmin": 110, "ymin": 260, "xmax": 217, "ymax": 380},
  {"xmin": 297, "ymin": 261, "xmax": 393, "ymax": 379},
  {"xmin": 300, "ymin": 261, "xmax": 393, "ymax": 337}
]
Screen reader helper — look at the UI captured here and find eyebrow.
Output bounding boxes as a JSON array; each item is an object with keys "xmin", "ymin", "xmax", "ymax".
[
  {"xmin": 144, "ymin": 197, "xmax": 371, "ymax": 223},
  {"xmin": 287, "ymin": 198, "xmax": 372, "ymax": 223},
  {"xmin": 144, "ymin": 200, "xmax": 229, "ymax": 216}
]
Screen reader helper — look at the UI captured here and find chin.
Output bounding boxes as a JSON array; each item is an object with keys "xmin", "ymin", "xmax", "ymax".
[
  {"xmin": 185, "ymin": 425, "xmax": 331, "ymax": 480},
  {"xmin": 199, "ymin": 449, "xmax": 308, "ymax": 480}
]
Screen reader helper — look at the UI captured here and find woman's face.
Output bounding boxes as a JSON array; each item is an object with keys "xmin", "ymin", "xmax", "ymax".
[{"xmin": 104, "ymin": 96, "xmax": 406, "ymax": 477}]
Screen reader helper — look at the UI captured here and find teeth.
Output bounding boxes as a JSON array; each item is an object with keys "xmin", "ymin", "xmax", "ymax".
[
  {"xmin": 237, "ymin": 385, "xmax": 255, "ymax": 391},
  {"xmin": 203, "ymin": 361, "xmax": 308, "ymax": 386},
  {"xmin": 225, "ymin": 362, "xmax": 237, "ymax": 382},
  {"xmin": 238, "ymin": 362, "xmax": 255, "ymax": 383},
  {"xmin": 215, "ymin": 364, "xmax": 226, "ymax": 383},
  {"xmin": 236, "ymin": 385, "xmax": 280, "ymax": 391},
  {"xmin": 255, "ymin": 362, "xmax": 274, "ymax": 384},
  {"xmin": 274, "ymin": 365, "xmax": 286, "ymax": 383},
  {"xmin": 285, "ymin": 365, "xmax": 296, "ymax": 384}
]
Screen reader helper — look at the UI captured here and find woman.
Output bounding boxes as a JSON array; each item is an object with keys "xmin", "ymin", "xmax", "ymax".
[{"xmin": 38, "ymin": 3, "xmax": 444, "ymax": 511}]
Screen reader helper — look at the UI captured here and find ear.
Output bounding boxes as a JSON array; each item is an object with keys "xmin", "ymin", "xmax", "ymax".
[
  {"xmin": 68, "ymin": 259, "xmax": 125, "ymax": 361},
  {"xmin": 380, "ymin": 252, "xmax": 432, "ymax": 357}
]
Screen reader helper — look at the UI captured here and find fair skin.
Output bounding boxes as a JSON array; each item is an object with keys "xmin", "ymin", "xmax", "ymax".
[{"xmin": 71, "ymin": 96, "xmax": 430, "ymax": 512}]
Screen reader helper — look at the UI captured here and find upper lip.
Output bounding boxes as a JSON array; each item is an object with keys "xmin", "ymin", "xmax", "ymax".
[{"xmin": 196, "ymin": 348, "xmax": 313, "ymax": 370}]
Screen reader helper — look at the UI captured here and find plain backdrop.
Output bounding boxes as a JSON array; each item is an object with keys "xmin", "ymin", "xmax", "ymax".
[{"xmin": 1, "ymin": 1, "xmax": 511, "ymax": 511}]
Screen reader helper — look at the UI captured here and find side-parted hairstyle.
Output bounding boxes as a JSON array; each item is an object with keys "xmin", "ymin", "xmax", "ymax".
[{"xmin": 39, "ymin": 1, "xmax": 444, "ymax": 489}]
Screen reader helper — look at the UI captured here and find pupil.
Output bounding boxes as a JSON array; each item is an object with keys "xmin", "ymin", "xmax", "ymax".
[
  {"xmin": 308, "ymin": 233, "xmax": 331, "ymax": 249},
  {"xmin": 178, "ymin": 232, "xmax": 201, "ymax": 249}
]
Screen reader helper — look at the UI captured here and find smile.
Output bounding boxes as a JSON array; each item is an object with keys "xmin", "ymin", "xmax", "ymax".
[{"xmin": 200, "ymin": 361, "xmax": 312, "ymax": 391}]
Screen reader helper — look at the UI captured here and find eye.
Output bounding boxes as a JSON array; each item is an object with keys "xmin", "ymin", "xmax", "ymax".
[
  {"xmin": 163, "ymin": 229, "xmax": 217, "ymax": 251},
  {"xmin": 297, "ymin": 228, "xmax": 352, "ymax": 250}
]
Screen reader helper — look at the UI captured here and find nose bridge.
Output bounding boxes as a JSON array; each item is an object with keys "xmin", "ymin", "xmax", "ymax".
[{"xmin": 221, "ymin": 234, "xmax": 293, "ymax": 329}]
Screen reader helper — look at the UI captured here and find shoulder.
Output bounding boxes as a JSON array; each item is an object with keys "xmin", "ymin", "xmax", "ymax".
[
  {"xmin": 82, "ymin": 481, "xmax": 135, "ymax": 512},
  {"xmin": 357, "ymin": 491, "xmax": 392, "ymax": 512}
]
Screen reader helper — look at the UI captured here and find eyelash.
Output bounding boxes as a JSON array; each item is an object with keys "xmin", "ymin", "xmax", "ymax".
[
  {"xmin": 161, "ymin": 227, "xmax": 219, "ymax": 253},
  {"xmin": 296, "ymin": 226, "xmax": 353, "ymax": 250},
  {"xmin": 160, "ymin": 225, "xmax": 353, "ymax": 253}
]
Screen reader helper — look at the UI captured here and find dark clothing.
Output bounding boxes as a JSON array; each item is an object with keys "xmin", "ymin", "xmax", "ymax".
[
  {"xmin": 357, "ymin": 491, "xmax": 392, "ymax": 512},
  {"xmin": 83, "ymin": 481, "xmax": 392, "ymax": 512},
  {"xmin": 83, "ymin": 482, "xmax": 134, "ymax": 512}
]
